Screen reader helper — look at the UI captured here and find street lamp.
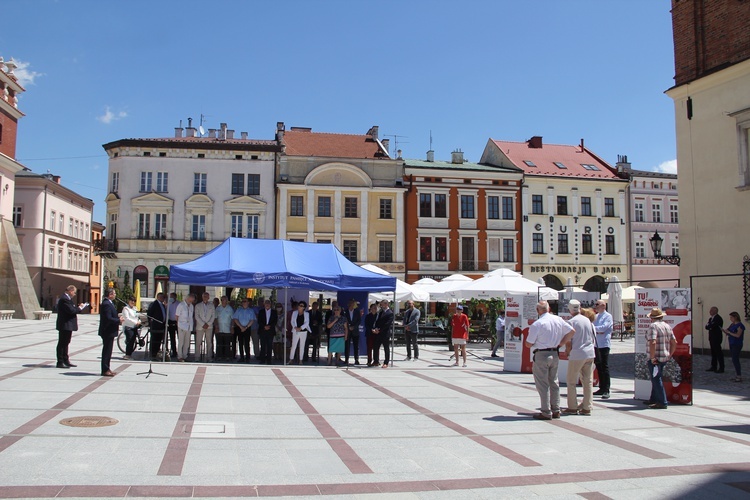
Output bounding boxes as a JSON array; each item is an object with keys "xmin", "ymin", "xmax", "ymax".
[{"xmin": 649, "ymin": 230, "xmax": 680, "ymax": 265}]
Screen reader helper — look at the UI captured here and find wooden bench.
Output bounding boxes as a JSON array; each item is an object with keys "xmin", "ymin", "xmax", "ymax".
[
  {"xmin": 0, "ymin": 310, "xmax": 14, "ymax": 320},
  {"xmin": 33, "ymin": 310, "xmax": 51, "ymax": 320}
]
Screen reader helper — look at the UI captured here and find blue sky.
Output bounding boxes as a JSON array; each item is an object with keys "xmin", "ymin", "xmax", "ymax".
[{"xmin": 2, "ymin": 0, "xmax": 676, "ymax": 223}]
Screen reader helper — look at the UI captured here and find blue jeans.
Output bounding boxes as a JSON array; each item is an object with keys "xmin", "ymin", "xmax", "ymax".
[
  {"xmin": 649, "ymin": 361, "xmax": 667, "ymax": 405},
  {"xmin": 730, "ymin": 344, "xmax": 743, "ymax": 376}
]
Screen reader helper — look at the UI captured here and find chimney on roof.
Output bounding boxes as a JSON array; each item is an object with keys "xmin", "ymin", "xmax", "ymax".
[
  {"xmin": 185, "ymin": 117, "xmax": 197, "ymax": 138},
  {"xmin": 426, "ymin": 150, "xmax": 435, "ymax": 162},
  {"xmin": 616, "ymin": 154, "xmax": 631, "ymax": 174},
  {"xmin": 174, "ymin": 127, "xmax": 183, "ymax": 138},
  {"xmin": 451, "ymin": 149, "xmax": 464, "ymax": 164},
  {"xmin": 382, "ymin": 138, "xmax": 390, "ymax": 154},
  {"xmin": 241, "ymin": 132, "xmax": 248, "ymax": 140},
  {"xmin": 226, "ymin": 129, "xmax": 235, "ymax": 139},
  {"xmin": 368, "ymin": 126, "xmax": 379, "ymax": 140},
  {"xmin": 220, "ymin": 123, "xmax": 228, "ymax": 140},
  {"xmin": 397, "ymin": 149, "xmax": 403, "ymax": 160},
  {"xmin": 276, "ymin": 122, "xmax": 285, "ymax": 141},
  {"xmin": 208, "ymin": 128, "xmax": 216, "ymax": 138},
  {"xmin": 528, "ymin": 136, "xmax": 543, "ymax": 149},
  {"xmin": 580, "ymin": 138, "xmax": 585, "ymax": 152}
]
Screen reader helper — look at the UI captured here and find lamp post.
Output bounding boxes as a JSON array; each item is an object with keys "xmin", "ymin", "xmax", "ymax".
[{"xmin": 649, "ymin": 230, "xmax": 680, "ymax": 266}]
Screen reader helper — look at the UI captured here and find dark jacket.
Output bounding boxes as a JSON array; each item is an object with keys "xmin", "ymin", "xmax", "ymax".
[
  {"xmin": 375, "ymin": 308, "xmax": 394, "ymax": 336},
  {"xmin": 706, "ymin": 314, "xmax": 724, "ymax": 337},
  {"xmin": 365, "ymin": 312, "xmax": 378, "ymax": 335},
  {"xmin": 257, "ymin": 307, "xmax": 278, "ymax": 334},
  {"xmin": 56, "ymin": 293, "xmax": 79, "ymax": 332},
  {"xmin": 345, "ymin": 308, "xmax": 362, "ymax": 336},
  {"xmin": 309, "ymin": 308, "xmax": 323, "ymax": 337},
  {"xmin": 98, "ymin": 299, "xmax": 120, "ymax": 339},
  {"xmin": 147, "ymin": 299, "xmax": 167, "ymax": 333}
]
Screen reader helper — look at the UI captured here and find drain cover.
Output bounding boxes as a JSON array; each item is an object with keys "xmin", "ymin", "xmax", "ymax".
[{"xmin": 59, "ymin": 416, "xmax": 119, "ymax": 428}]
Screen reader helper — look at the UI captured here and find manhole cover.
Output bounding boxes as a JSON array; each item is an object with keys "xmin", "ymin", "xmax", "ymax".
[{"xmin": 59, "ymin": 416, "xmax": 119, "ymax": 428}]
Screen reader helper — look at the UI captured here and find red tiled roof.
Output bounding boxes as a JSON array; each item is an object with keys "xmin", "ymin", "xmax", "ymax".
[
  {"xmin": 490, "ymin": 139, "xmax": 620, "ymax": 179},
  {"xmin": 283, "ymin": 129, "xmax": 388, "ymax": 159}
]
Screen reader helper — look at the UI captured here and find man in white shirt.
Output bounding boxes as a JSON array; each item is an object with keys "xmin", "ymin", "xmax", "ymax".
[
  {"xmin": 593, "ymin": 300, "xmax": 613, "ymax": 399},
  {"xmin": 525, "ymin": 301, "xmax": 575, "ymax": 420},
  {"xmin": 175, "ymin": 294, "xmax": 196, "ymax": 362},
  {"xmin": 194, "ymin": 292, "xmax": 216, "ymax": 362}
]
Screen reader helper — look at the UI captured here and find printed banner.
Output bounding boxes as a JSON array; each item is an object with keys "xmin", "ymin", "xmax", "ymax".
[
  {"xmin": 634, "ymin": 288, "xmax": 693, "ymax": 404},
  {"xmin": 504, "ymin": 294, "xmax": 535, "ymax": 373}
]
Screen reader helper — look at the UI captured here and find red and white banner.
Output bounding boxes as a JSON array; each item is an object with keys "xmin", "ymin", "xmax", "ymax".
[
  {"xmin": 504, "ymin": 294, "xmax": 535, "ymax": 373},
  {"xmin": 634, "ymin": 288, "xmax": 692, "ymax": 404}
]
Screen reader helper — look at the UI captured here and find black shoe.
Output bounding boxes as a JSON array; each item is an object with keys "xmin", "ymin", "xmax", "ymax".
[
  {"xmin": 593, "ymin": 389, "xmax": 605, "ymax": 396},
  {"xmin": 491, "ymin": 353, "xmax": 499, "ymax": 358},
  {"xmin": 648, "ymin": 403, "xmax": 668, "ymax": 409},
  {"xmin": 642, "ymin": 400, "xmax": 656, "ymax": 405},
  {"xmin": 56, "ymin": 362, "xmax": 69, "ymax": 369},
  {"xmin": 64, "ymin": 362, "xmax": 77, "ymax": 368},
  {"xmin": 600, "ymin": 393, "xmax": 610, "ymax": 400},
  {"xmin": 717, "ymin": 369, "xmax": 725, "ymax": 373},
  {"xmin": 354, "ymin": 360, "xmax": 360, "ymax": 365},
  {"xmin": 706, "ymin": 367, "xmax": 716, "ymax": 372}
]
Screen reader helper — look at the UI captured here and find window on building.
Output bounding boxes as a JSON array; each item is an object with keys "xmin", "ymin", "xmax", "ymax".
[
  {"xmin": 155, "ymin": 172, "xmax": 168, "ymax": 192},
  {"xmin": 419, "ymin": 193, "xmax": 432, "ymax": 217},
  {"xmin": 671, "ymin": 242, "xmax": 679, "ymax": 256},
  {"xmin": 379, "ymin": 241, "xmax": 393, "ymax": 263},
  {"xmin": 582, "ymin": 234, "xmax": 593, "ymax": 254},
  {"xmin": 503, "ymin": 239, "xmax": 514, "ymax": 262},
  {"xmin": 604, "ymin": 197, "xmax": 615, "ymax": 217},
  {"xmin": 502, "ymin": 196, "xmax": 513, "ymax": 220},
  {"xmin": 231, "ymin": 214, "xmax": 243, "ymax": 238},
  {"xmin": 435, "ymin": 237, "xmax": 447, "ymax": 261},
  {"xmin": 670, "ymin": 203, "xmax": 678, "ymax": 224},
  {"xmin": 652, "ymin": 203, "xmax": 662, "ymax": 223},
  {"xmin": 487, "ymin": 196, "xmax": 499, "ymax": 220},
  {"xmin": 344, "ymin": 197, "xmax": 358, "ymax": 218},
  {"xmin": 605, "ymin": 235, "xmax": 615, "ymax": 254},
  {"xmin": 343, "ymin": 240, "xmax": 358, "ymax": 261},
  {"xmin": 231, "ymin": 174, "xmax": 244, "ymax": 195},
  {"xmin": 523, "ymin": 160, "xmax": 537, "ymax": 167},
  {"xmin": 247, "ymin": 174, "xmax": 260, "ymax": 196},
  {"xmin": 69, "ymin": 217, "xmax": 73, "ymax": 236},
  {"xmin": 67, "ymin": 251, "xmax": 72, "ymax": 270},
  {"xmin": 420, "ymin": 237, "xmax": 432, "ymax": 261},
  {"xmin": 317, "ymin": 239, "xmax": 331, "ymax": 244},
  {"xmin": 461, "ymin": 237, "xmax": 475, "ymax": 270},
  {"xmin": 138, "ymin": 214, "xmax": 151, "ymax": 239},
  {"xmin": 557, "ymin": 196, "xmax": 568, "ymax": 215},
  {"xmin": 59, "ymin": 214, "xmax": 64, "ymax": 233},
  {"xmin": 380, "ymin": 198, "xmax": 392, "ymax": 219},
  {"xmin": 532, "ymin": 194, "xmax": 543, "ymax": 214},
  {"xmin": 553, "ymin": 162, "xmax": 567, "ymax": 169},
  {"xmin": 290, "ymin": 196, "xmax": 304, "ymax": 216},
  {"xmin": 12, "ymin": 206, "xmax": 21, "ymax": 227},
  {"xmin": 635, "ymin": 241, "xmax": 645, "ymax": 258},
  {"xmin": 192, "ymin": 215, "xmax": 206, "ymax": 240},
  {"xmin": 581, "ymin": 197, "xmax": 592, "ymax": 216},
  {"xmin": 48, "ymin": 246, "xmax": 54, "ymax": 268},
  {"xmin": 532, "ymin": 233, "xmax": 544, "ymax": 254},
  {"xmin": 140, "ymin": 172, "xmax": 152, "ymax": 192},
  {"xmin": 154, "ymin": 214, "xmax": 166, "ymax": 238},
  {"xmin": 49, "ymin": 211, "xmax": 56, "ymax": 231},
  {"xmin": 318, "ymin": 196, "xmax": 331, "ymax": 217},
  {"xmin": 246, "ymin": 215, "xmax": 259, "ymax": 239},
  {"xmin": 434, "ymin": 194, "xmax": 447, "ymax": 217},
  {"xmin": 194, "ymin": 173, "xmax": 207, "ymax": 194},
  {"xmin": 581, "ymin": 163, "xmax": 600, "ymax": 171},
  {"xmin": 635, "ymin": 202, "xmax": 644, "ymax": 222},
  {"xmin": 557, "ymin": 234, "xmax": 569, "ymax": 254},
  {"xmin": 489, "ymin": 238, "xmax": 500, "ymax": 262},
  {"xmin": 74, "ymin": 220, "xmax": 79, "ymax": 239},
  {"xmin": 111, "ymin": 172, "xmax": 119, "ymax": 193},
  {"xmin": 84, "ymin": 224, "xmax": 89, "ymax": 239},
  {"xmin": 460, "ymin": 195, "xmax": 474, "ymax": 219}
]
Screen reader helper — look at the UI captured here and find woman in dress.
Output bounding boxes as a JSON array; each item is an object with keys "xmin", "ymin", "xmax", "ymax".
[
  {"xmin": 723, "ymin": 311, "xmax": 745, "ymax": 382},
  {"xmin": 327, "ymin": 304, "xmax": 348, "ymax": 366},
  {"xmin": 451, "ymin": 305, "xmax": 470, "ymax": 367},
  {"xmin": 289, "ymin": 301, "xmax": 310, "ymax": 364}
]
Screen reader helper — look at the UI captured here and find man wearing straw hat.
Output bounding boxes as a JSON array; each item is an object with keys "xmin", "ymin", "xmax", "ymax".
[{"xmin": 645, "ymin": 307, "xmax": 677, "ymax": 409}]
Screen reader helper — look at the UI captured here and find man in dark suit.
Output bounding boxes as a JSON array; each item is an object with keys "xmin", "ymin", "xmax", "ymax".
[
  {"xmin": 147, "ymin": 293, "xmax": 167, "ymax": 360},
  {"xmin": 344, "ymin": 299, "xmax": 362, "ymax": 366},
  {"xmin": 403, "ymin": 300, "xmax": 421, "ymax": 361},
  {"xmin": 257, "ymin": 299, "xmax": 278, "ymax": 365},
  {"xmin": 706, "ymin": 306, "xmax": 725, "ymax": 373},
  {"xmin": 99, "ymin": 288, "xmax": 123, "ymax": 376},
  {"xmin": 56, "ymin": 285, "xmax": 84, "ymax": 368},
  {"xmin": 372, "ymin": 300, "xmax": 394, "ymax": 368}
]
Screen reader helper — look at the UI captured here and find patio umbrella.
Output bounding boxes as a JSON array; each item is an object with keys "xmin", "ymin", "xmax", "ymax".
[
  {"xmin": 134, "ymin": 279, "xmax": 141, "ymax": 311},
  {"xmin": 362, "ymin": 264, "xmax": 429, "ymax": 302},
  {"xmin": 602, "ymin": 285, "xmax": 642, "ymax": 303},
  {"xmin": 458, "ymin": 268, "xmax": 559, "ymax": 300},
  {"xmin": 430, "ymin": 274, "xmax": 474, "ymax": 302},
  {"xmin": 606, "ymin": 276, "xmax": 624, "ymax": 323},
  {"xmin": 155, "ymin": 281, "xmax": 163, "ymax": 296}
]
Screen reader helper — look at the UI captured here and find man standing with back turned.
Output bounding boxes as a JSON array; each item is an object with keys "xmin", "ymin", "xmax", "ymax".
[
  {"xmin": 705, "ymin": 306, "xmax": 724, "ymax": 373},
  {"xmin": 525, "ymin": 300, "xmax": 575, "ymax": 420}
]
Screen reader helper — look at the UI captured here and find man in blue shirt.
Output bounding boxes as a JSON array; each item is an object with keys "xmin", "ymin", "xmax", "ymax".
[
  {"xmin": 232, "ymin": 299, "xmax": 256, "ymax": 363},
  {"xmin": 593, "ymin": 299, "xmax": 613, "ymax": 399}
]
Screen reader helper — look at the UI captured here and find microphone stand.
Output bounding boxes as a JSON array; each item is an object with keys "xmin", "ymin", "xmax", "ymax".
[{"xmin": 116, "ymin": 297, "xmax": 167, "ymax": 378}]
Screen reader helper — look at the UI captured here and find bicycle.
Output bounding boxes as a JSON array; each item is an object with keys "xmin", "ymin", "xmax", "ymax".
[{"xmin": 117, "ymin": 324, "xmax": 149, "ymax": 355}]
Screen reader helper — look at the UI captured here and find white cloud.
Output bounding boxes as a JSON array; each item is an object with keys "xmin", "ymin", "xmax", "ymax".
[
  {"xmin": 97, "ymin": 106, "xmax": 128, "ymax": 124},
  {"xmin": 11, "ymin": 59, "xmax": 43, "ymax": 87},
  {"xmin": 653, "ymin": 159, "xmax": 677, "ymax": 174}
]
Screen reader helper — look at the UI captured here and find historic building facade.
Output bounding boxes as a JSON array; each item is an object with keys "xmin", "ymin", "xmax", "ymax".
[
  {"xmin": 481, "ymin": 136, "xmax": 630, "ymax": 292},
  {"xmin": 102, "ymin": 122, "xmax": 281, "ymax": 296},
  {"xmin": 403, "ymin": 149, "xmax": 523, "ymax": 282},
  {"xmin": 275, "ymin": 123, "xmax": 406, "ymax": 279}
]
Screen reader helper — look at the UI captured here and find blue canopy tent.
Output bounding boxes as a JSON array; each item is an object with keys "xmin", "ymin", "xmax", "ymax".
[{"xmin": 170, "ymin": 238, "xmax": 397, "ymax": 292}]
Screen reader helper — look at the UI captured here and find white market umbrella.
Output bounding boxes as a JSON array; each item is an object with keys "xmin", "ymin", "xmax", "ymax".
[
  {"xmin": 602, "ymin": 285, "xmax": 642, "ymax": 303},
  {"xmin": 606, "ymin": 276, "xmax": 624, "ymax": 322},
  {"xmin": 362, "ymin": 264, "xmax": 430, "ymax": 302},
  {"xmin": 458, "ymin": 268, "xmax": 559, "ymax": 300},
  {"xmin": 430, "ymin": 274, "xmax": 474, "ymax": 302}
]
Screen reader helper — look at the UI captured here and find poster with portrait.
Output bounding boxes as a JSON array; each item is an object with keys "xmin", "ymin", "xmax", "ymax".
[
  {"xmin": 634, "ymin": 288, "xmax": 692, "ymax": 404},
  {"xmin": 503, "ymin": 294, "xmax": 535, "ymax": 373}
]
